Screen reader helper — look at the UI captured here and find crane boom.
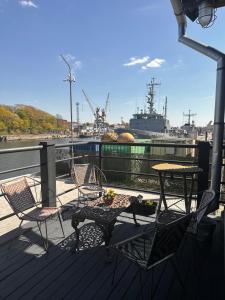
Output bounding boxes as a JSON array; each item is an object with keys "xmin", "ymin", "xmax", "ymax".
[
  {"xmin": 105, "ymin": 92, "xmax": 110, "ymax": 113},
  {"xmin": 82, "ymin": 89, "xmax": 96, "ymax": 116}
]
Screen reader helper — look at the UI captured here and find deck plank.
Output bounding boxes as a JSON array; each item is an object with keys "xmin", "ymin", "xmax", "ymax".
[
  {"xmin": 0, "ymin": 206, "xmax": 223, "ymax": 300},
  {"xmin": 18, "ymin": 249, "xmax": 98, "ymax": 299}
]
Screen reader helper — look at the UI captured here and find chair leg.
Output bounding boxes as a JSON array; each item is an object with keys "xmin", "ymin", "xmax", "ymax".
[
  {"xmin": 37, "ymin": 221, "xmax": 45, "ymax": 249},
  {"xmin": 19, "ymin": 220, "xmax": 23, "ymax": 228},
  {"xmin": 77, "ymin": 190, "xmax": 80, "ymax": 207},
  {"xmin": 58, "ymin": 212, "xmax": 65, "ymax": 237},
  {"xmin": 44, "ymin": 220, "xmax": 49, "ymax": 251},
  {"xmin": 37, "ymin": 221, "xmax": 48, "ymax": 251}
]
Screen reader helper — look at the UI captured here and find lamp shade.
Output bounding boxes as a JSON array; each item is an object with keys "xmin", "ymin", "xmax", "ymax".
[{"xmin": 198, "ymin": 1, "xmax": 214, "ymax": 27}]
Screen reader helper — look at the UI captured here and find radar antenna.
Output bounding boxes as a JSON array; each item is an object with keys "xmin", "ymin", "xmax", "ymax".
[
  {"xmin": 183, "ymin": 109, "xmax": 197, "ymax": 125},
  {"xmin": 146, "ymin": 77, "xmax": 161, "ymax": 114}
]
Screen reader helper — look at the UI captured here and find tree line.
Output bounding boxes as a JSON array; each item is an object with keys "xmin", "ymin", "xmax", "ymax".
[{"xmin": 0, "ymin": 105, "xmax": 69, "ymax": 134}]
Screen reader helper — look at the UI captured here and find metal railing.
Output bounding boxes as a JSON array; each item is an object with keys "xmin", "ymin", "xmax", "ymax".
[{"xmin": 0, "ymin": 140, "xmax": 224, "ymax": 222}]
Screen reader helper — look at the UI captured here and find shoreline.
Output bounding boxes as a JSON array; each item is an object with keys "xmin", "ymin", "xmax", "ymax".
[{"xmin": 0, "ymin": 134, "xmax": 72, "ymax": 142}]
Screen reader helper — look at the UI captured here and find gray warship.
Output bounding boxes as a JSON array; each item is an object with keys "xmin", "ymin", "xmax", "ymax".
[{"xmin": 129, "ymin": 78, "xmax": 170, "ymax": 138}]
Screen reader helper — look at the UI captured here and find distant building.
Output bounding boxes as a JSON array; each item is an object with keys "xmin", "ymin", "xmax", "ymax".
[{"xmin": 58, "ymin": 119, "xmax": 69, "ymax": 128}]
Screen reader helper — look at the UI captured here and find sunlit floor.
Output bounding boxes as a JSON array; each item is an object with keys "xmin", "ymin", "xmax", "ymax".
[{"xmin": 0, "ymin": 186, "xmax": 223, "ymax": 300}]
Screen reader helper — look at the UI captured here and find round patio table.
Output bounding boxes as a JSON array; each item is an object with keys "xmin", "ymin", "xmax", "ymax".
[{"xmin": 152, "ymin": 163, "xmax": 202, "ymax": 213}]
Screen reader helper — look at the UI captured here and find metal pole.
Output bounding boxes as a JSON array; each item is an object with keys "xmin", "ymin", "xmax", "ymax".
[
  {"xmin": 69, "ymin": 74, "xmax": 73, "ymax": 144},
  {"xmin": 69, "ymin": 75, "xmax": 74, "ymax": 165},
  {"xmin": 39, "ymin": 142, "xmax": 56, "ymax": 207},
  {"xmin": 60, "ymin": 54, "xmax": 76, "ymax": 167},
  {"xmin": 211, "ymin": 57, "xmax": 225, "ymax": 197},
  {"xmin": 170, "ymin": 0, "xmax": 225, "ymax": 207}
]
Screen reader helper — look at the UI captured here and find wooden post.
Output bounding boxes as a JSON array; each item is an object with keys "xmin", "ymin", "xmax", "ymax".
[
  {"xmin": 197, "ymin": 141, "xmax": 210, "ymax": 207},
  {"xmin": 39, "ymin": 142, "xmax": 56, "ymax": 207}
]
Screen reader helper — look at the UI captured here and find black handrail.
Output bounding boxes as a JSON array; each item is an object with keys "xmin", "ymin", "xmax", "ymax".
[
  {"xmin": 90, "ymin": 141, "xmax": 199, "ymax": 148},
  {"xmin": 0, "ymin": 164, "xmax": 41, "ymax": 176},
  {"xmin": 0, "ymin": 145, "xmax": 43, "ymax": 154}
]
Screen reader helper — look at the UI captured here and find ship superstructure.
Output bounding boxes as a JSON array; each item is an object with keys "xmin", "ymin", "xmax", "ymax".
[{"xmin": 129, "ymin": 78, "xmax": 170, "ymax": 133}]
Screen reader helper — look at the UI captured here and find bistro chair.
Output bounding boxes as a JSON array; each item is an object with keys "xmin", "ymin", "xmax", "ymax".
[
  {"xmin": 111, "ymin": 211, "xmax": 192, "ymax": 299},
  {"xmin": 111, "ymin": 189, "xmax": 216, "ymax": 299},
  {"xmin": 1, "ymin": 176, "xmax": 65, "ymax": 251},
  {"xmin": 71, "ymin": 163, "xmax": 106, "ymax": 204}
]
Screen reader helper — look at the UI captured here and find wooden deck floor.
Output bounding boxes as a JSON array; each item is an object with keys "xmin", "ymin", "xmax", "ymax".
[{"xmin": 0, "ymin": 208, "xmax": 224, "ymax": 300}]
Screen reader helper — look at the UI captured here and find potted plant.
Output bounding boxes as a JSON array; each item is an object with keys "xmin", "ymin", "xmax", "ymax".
[
  {"xmin": 103, "ymin": 189, "xmax": 116, "ymax": 206},
  {"xmin": 128, "ymin": 196, "xmax": 157, "ymax": 216}
]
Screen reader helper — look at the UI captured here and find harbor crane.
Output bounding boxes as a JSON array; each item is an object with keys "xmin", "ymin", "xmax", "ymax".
[{"xmin": 82, "ymin": 89, "xmax": 110, "ymax": 135}]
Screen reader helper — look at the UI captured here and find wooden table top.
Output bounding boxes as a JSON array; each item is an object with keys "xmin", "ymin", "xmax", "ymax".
[{"xmin": 152, "ymin": 163, "xmax": 202, "ymax": 174}]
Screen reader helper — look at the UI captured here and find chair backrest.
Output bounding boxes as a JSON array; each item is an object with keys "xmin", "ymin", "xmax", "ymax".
[
  {"xmin": 72, "ymin": 164, "xmax": 97, "ymax": 186},
  {"xmin": 196, "ymin": 189, "xmax": 215, "ymax": 224},
  {"xmin": 186, "ymin": 189, "xmax": 216, "ymax": 235},
  {"xmin": 1, "ymin": 177, "xmax": 36, "ymax": 215},
  {"xmin": 146, "ymin": 213, "xmax": 192, "ymax": 268}
]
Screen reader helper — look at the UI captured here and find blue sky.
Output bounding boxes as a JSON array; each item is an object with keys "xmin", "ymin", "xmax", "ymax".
[{"xmin": 0, "ymin": 0, "xmax": 225, "ymax": 126}]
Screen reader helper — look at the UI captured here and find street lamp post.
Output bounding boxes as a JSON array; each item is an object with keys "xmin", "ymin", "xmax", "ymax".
[
  {"xmin": 170, "ymin": 0, "xmax": 225, "ymax": 209},
  {"xmin": 61, "ymin": 54, "xmax": 76, "ymax": 163}
]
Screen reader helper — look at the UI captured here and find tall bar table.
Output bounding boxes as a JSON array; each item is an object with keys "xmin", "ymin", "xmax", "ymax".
[{"xmin": 152, "ymin": 163, "xmax": 202, "ymax": 213}]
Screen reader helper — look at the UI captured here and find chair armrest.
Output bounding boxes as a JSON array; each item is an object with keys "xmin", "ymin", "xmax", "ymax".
[
  {"xmin": 56, "ymin": 196, "xmax": 63, "ymax": 206},
  {"xmin": 94, "ymin": 165, "xmax": 107, "ymax": 183}
]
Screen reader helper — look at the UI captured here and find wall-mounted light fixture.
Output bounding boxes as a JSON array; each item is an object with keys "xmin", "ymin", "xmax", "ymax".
[{"xmin": 181, "ymin": 0, "xmax": 225, "ymax": 27}]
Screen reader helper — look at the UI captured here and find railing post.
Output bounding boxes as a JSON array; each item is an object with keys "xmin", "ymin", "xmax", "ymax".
[
  {"xmin": 99, "ymin": 143, "xmax": 102, "ymax": 186},
  {"xmin": 99, "ymin": 143, "xmax": 102, "ymax": 171},
  {"xmin": 39, "ymin": 142, "xmax": 56, "ymax": 207},
  {"xmin": 197, "ymin": 141, "xmax": 210, "ymax": 206}
]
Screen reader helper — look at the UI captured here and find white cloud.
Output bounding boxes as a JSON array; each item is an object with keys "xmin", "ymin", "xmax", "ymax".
[
  {"xmin": 142, "ymin": 58, "xmax": 165, "ymax": 69},
  {"xmin": 19, "ymin": 1, "xmax": 38, "ymax": 8},
  {"xmin": 123, "ymin": 56, "xmax": 150, "ymax": 67}
]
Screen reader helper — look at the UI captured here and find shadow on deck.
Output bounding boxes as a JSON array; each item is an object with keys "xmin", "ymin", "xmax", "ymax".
[{"xmin": 0, "ymin": 209, "xmax": 224, "ymax": 300}]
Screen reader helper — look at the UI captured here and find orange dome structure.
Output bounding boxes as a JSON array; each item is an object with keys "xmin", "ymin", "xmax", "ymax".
[
  {"xmin": 117, "ymin": 133, "xmax": 135, "ymax": 143},
  {"xmin": 101, "ymin": 132, "xmax": 118, "ymax": 142}
]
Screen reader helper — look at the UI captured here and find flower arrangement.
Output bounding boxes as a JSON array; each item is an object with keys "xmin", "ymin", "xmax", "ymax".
[
  {"xmin": 103, "ymin": 189, "xmax": 116, "ymax": 205},
  {"xmin": 145, "ymin": 200, "xmax": 154, "ymax": 206},
  {"xmin": 127, "ymin": 195, "xmax": 157, "ymax": 216}
]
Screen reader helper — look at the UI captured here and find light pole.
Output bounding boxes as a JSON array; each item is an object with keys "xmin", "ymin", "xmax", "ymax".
[
  {"xmin": 170, "ymin": 0, "xmax": 225, "ymax": 209},
  {"xmin": 60, "ymin": 54, "xmax": 76, "ymax": 162}
]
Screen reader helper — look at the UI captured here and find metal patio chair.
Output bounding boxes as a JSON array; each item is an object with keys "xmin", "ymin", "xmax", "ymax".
[
  {"xmin": 111, "ymin": 189, "xmax": 216, "ymax": 299},
  {"xmin": 111, "ymin": 212, "xmax": 192, "ymax": 299},
  {"xmin": 71, "ymin": 163, "xmax": 106, "ymax": 204},
  {"xmin": 1, "ymin": 176, "xmax": 65, "ymax": 251},
  {"xmin": 177, "ymin": 189, "xmax": 216, "ymax": 298}
]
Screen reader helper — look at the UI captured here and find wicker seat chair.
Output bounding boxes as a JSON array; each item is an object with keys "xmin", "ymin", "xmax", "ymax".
[
  {"xmin": 72, "ymin": 163, "xmax": 106, "ymax": 203},
  {"xmin": 1, "ymin": 176, "xmax": 65, "ymax": 251},
  {"xmin": 111, "ymin": 189, "xmax": 216, "ymax": 299}
]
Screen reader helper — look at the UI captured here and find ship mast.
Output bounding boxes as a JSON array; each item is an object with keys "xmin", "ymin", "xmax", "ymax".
[
  {"xmin": 183, "ymin": 109, "xmax": 197, "ymax": 125},
  {"xmin": 146, "ymin": 77, "xmax": 161, "ymax": 114},
  {"xmin": 164, "ymin": 96, "xmax": 168, "ymax": 120}
]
